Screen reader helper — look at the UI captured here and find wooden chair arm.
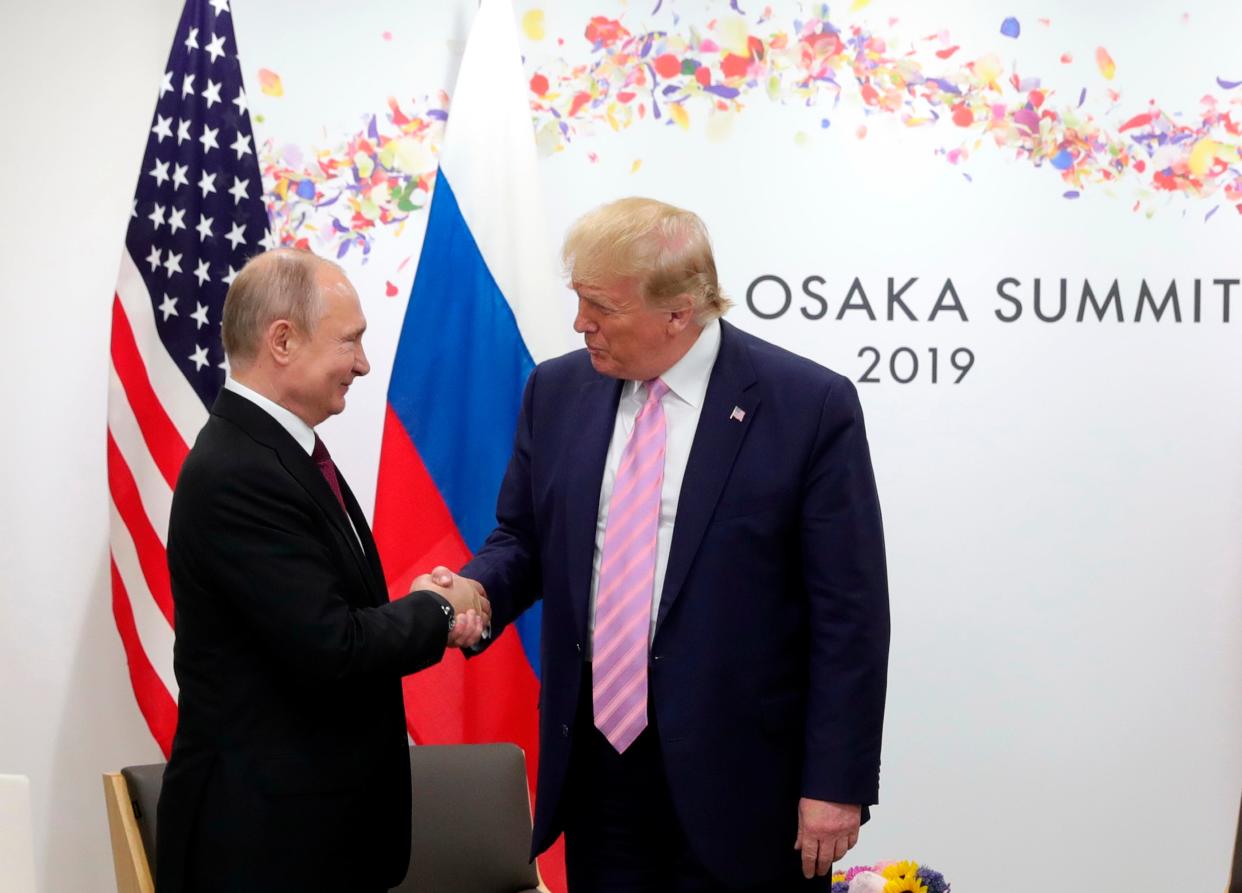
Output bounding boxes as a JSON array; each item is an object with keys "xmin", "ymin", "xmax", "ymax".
[{"xmin": 102, "ymin": 772, "xmax": 154, "ymax": 893}]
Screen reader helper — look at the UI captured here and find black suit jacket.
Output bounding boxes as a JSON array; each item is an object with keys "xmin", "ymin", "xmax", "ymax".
[
  {"xmin": 464, "ymin": 321, "xmax": 890, "ymax": 887},
  {"xmin": 155, "ymin": 389, "xmax": 450, "ymax": 893}
]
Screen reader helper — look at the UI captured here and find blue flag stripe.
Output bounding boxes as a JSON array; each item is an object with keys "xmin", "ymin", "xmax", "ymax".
[{"xmin": 387, "ymin": 172, "xmax": 543, "ymax": 674}]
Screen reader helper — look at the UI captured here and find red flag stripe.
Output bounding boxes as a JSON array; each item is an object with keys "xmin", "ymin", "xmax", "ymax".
[
  {"xmin": 108, "ymin": 501, "xmax": 178, "ymax": 694},
  {"xmin": 110, "ymin": 559, "xmax": 178, "ymax": 757},
  {"xmin": 109, "ymin": 296, "xmax": 190, "ymax": 490},
  {"xmin": 108, "ymin": 367, "xmax": 173, "ymax": 544},
  {"xmin": 107, "ymin": 432, "xmax": 175, "ymax": 626},
  {"xmin": 375, "ymin": 407, "xmax": 568, "ymax": 890},
  {"xmin": 113, "ymin": 251, "xmax": 210, "ymax": 445}
]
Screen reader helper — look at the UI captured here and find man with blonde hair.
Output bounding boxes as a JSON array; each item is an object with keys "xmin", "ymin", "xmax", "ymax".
[
  {"xmin": 156, "ymin": 248, "xmax": 488, "ymax": 893},
  {"xmin": 441, "ymin": 198, "xmax": 890, "ymax": 890}
]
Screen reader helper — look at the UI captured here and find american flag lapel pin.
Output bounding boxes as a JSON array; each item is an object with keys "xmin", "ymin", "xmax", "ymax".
[{"xmin": 729, "ymin": 406, "xmax": 746, "ymax": 422}]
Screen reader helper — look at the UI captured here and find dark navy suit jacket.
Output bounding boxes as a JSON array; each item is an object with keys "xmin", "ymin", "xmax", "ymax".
[
  {"xmin": 463, "ymin": 320, "xmax": 890, "ymax": 886},
  {"xmin": 156, "ymin": 389, "xmax": 451, "ymax": 893}
]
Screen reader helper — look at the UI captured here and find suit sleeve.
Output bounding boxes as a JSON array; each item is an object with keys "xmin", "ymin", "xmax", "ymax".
[
  {"xmin": 172, "ymin": 458, "xmax": 449, "ymax": 681},
  {"xmin": 799, "ymin": 375, "xmax": 891, "ymax": 805},
  {"xmin": 460, "ymin": 367, "xmax": 544, "ymax": 643}
]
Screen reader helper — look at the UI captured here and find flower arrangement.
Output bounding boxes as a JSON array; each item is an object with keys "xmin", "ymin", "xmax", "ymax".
[{"xmin": 832, "ymin": 860, "xmax": 950, "ymax": 893}]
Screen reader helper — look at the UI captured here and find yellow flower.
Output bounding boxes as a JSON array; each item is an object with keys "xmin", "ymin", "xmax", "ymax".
[
  {"xmin": 881, "ymin": 860, "xmax": 920, "ymax": 880},
  {"xmin": 883, "ymin": 875, "xmax": 928, "ymax": 893},
  {"xmin": 832, "ymin": 872, "xmax": 846, "ymax": 884}
]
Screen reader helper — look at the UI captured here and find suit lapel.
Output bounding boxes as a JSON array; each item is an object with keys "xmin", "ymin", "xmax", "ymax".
[
  {"xmin": 277, "ymin": 444, "xmax": 373, "ymax": 585},
  {"xmin": 565, "ymin": 374, "xmax": 623, "ymax": 641},
  {"xmin": 337, "ymin": 473, "xmax": 388, "ymax": 604},
  {"xmin": 211, "ymin": 390, "xmax": 376, "ymax": 595},
  {"xmin": 655, "ymin": 321, "xmax": 759, "ymax": 636}
]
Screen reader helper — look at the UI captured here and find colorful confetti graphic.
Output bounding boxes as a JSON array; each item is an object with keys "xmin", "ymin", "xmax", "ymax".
[
  {"xmin": 260, "ymin": 93, "xmax": 448, "ymax": 259},
  {"xmin": 257, "ymin": 67, "xmax": 284, "ymax": 97},
  {"xmin": 525, "ymin": 7, "xmax": 1242, "ymax": 214},
  {"xmin": 259, "ymin": 6, "xmax": 1242, "ymax": 260}
]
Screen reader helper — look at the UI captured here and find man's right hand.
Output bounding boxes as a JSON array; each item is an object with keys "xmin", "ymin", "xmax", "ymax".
[
  {"xmin": 447, "ymin": 609, "xmax": 486, "ymax": 649},
  {"xmin": 411, "ymin": 568, "xmax": 491, "ymax": 622},
  {"xmin": 429, "ymin": 566, "xmax": 490, "ymax": 621},
  {"xmin": 409, "ymin": 570, "xmax": 491, "ymax": 650}
]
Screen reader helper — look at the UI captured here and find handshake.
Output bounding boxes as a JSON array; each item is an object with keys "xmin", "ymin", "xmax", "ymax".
[{"xmin": 411, "ymin": 566, "xmax": 491, "ymax": 649}]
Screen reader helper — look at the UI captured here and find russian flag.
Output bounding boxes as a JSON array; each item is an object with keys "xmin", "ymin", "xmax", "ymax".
[{"xmin": 371, "ymin": 0, "xmax": 567, "ymax": 888}]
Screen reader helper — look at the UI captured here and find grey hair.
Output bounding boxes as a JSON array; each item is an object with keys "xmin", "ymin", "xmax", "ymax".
[{"xmin": 221, "ymin": 249, "xmax": 340, "ymax": 365}]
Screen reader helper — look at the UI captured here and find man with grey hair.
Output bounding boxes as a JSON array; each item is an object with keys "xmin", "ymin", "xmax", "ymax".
[
  {"xmin": 155, "ymin": 248, "xmax": 489, "ymax": 893},
  {"xmin": 435, "ymin": 197, "xmax": 890, "ymax": 891}
]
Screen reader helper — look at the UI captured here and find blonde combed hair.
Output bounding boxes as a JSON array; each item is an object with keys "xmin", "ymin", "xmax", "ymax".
[
  {"xmin": 562, "ymin": 197, "xmax": 733, "ymax": 323},
  {"xmin": 221, "ymin": 249, "xmax": 340, "ymax": 365}
]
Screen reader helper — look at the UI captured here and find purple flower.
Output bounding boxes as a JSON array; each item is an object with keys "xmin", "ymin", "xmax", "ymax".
[
  {"xmin": 832, "ymin": 883, "xmax": 850, "ymax": 893},
  {"xmin": 916, "ymin": 865, "xmax": 949, "ymax": 893}
]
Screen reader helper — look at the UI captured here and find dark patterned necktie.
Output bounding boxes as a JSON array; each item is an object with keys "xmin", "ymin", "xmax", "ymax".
[{"xmin": 311, "ymin": 435, "xmax": 349, "ymax": 516}]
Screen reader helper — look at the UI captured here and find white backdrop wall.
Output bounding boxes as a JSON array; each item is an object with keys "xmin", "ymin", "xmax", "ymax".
[
  {"xmin": 2, "ymin": 2, "xmax": 1240, "ymax": 892},
  {"xmin": 1, "ymin": 3, "xmax": 182, "ymax": 893}
]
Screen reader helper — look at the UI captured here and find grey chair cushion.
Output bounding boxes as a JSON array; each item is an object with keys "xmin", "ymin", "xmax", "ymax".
[
  {"xmin": 120, "ymin": 762, "xmax": 166, "ymax": 875},
  {"xmin": 118, "ymin": 745, "xmax": 538, "ymax": 892},
  {"xmin": 394, "ymin": 743, "xmax": 541, "ymax": 893}
]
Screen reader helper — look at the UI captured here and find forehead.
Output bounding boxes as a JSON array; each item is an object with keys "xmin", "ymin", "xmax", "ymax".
[
  {"xmin": 574, "ymin": 278, "xmax": 645, "ymax": 308},
  {"xmin": 316, "ymin": 264, "xmax": 352, "ymax": 294},
  {"xmin": 316, "ymin": 268, "xmax": 364, "ymax": 321},
  {"xmin": 316, "ymin": 267, "xmax": 357, "ymax": 302}
]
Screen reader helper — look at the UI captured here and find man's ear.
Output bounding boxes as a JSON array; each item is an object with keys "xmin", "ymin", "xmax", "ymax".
[
  {"xmin": 266, "ymin": 319, "xmax": 296, "ymax": 367},
  {"xmin": 667, "ymin": 298, "xmax": 696, "ymax": 335}
]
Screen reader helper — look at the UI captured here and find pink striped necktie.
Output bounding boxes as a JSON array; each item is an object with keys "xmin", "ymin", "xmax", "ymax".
[{"xmin": 592, "ymin": 378, "xmax": 670, "ymax": 753}]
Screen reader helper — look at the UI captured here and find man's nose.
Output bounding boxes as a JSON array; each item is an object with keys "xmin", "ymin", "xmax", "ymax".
[
  {"xmin": 354, "ymin": 343, "xmax": 371, "ymax": 376},
  {"xmin": 573, "ymin": 303, "xmax": 596, "ymax": 333}
]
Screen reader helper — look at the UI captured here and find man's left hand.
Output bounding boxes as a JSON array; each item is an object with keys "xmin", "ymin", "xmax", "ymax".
[{"xmin": 793, "ymin": 798, "xmax": 860, "ymax": 878}]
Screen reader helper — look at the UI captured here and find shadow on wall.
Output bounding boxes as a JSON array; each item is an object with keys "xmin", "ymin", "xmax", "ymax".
[{"xmin": 46, "ymin": 550, "xmax": 163, "ymax": 893}]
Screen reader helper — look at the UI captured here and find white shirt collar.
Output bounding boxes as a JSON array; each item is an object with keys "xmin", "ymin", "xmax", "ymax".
[
  {"xmin": 629, "ymin": 317, "xmax": 721, "ymax": 408},
  {"xmin": 224, "ymin": 377, "xmax": 317, "ymax": 455}
]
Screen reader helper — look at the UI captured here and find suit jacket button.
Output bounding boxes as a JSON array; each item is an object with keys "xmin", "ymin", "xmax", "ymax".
[
  {"xmin": 561, "ymin": 723, "xmax": 570, "ymax": 738},
  {"xmin": 575, "ymin": 642, "xmax": 582, "ymax": 654}
]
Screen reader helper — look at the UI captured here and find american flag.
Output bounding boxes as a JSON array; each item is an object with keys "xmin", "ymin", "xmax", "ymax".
[{"xmin": 107, "ymin": 0, "xmax": 270, "ymax": 755}]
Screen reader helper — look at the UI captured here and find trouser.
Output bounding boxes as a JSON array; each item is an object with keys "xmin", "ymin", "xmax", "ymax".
[{"xmin": 561, "ymin": 665, "xmax": 830, "ymax": 893}]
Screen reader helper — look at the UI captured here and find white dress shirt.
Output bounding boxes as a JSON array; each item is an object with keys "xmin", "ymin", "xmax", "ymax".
[
  {"xmin": 587, "ymin": 319, "xmax": 722, "ymax": 655},
  {"xmin": 223, "ymin": 377, "xmax": 362, "ymax": 545},
  {"xmin": 224, "ymin": 377, "xmax": 316, "ymax": 454}
]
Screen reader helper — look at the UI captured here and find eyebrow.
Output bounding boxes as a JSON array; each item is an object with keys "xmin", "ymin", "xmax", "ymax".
[{"xmin": 579, "ymin": 291, "xmax": 616, "ymax": 311}]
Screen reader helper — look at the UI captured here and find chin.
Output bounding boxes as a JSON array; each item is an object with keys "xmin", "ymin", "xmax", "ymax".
[{"xmin": 588, "ymin": 353, "xmax": 619, "ymax": 378}]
